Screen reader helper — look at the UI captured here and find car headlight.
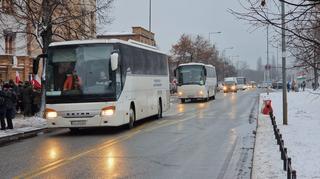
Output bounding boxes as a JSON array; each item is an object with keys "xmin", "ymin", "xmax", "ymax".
[
  {"xmin": 223, "ymin": 86, "xmax": 227, "ymax": 90},
  {"xmin": 178, "ymin": 91, "xmax": 183, "ymax": 96},
  {"xmin": 101, "ymin": 106, "xmax": 115, "ymax": 116},
  {"xmin": 45, "ymin": 108, "xmax": 58, "ymax": 118},
  {"xmin": 231, "ymin": 86, "xmax": 236, "ymax": 90}
]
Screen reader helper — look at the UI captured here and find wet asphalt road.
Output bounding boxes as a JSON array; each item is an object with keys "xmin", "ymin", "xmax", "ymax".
[{"xmin": 0, "ymin": 89, "xmax": 259, "ymax": 179}]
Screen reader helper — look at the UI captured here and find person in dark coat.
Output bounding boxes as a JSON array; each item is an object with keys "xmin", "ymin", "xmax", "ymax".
[
  {"xmin": 22, "ymin": 82, "xmax": 33, "ymax": 117},
  {"xmin": 16, "ymin": 81, "xmax": 24, "ymax": 113},
  {"xmin": 8, "ymin": 80, "xmax": 18, "ymax": 93},
  {"xmin": 0, "ymin": 83, "xmax": 17, "ymax": 130},
  {"xmin": 0, "ymin": 87, "xmax": 6, "ymax": 130},
  {"xmin": 302, "ymin": 81, "xmax": 306, "ymax": 91},
  {"xmin": 32, "ymin": 87, "xmax": 41, "ymax": 115}
]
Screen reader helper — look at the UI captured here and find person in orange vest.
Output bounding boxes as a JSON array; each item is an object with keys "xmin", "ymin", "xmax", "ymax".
[{"xmin": 63, "ymin": 70, "xmax": 81, "ymax": 91}]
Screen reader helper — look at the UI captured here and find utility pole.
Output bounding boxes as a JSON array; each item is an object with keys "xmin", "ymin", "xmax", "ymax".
[
  {"xmin": 149, "ymin": 0, "xmax": 152, "ymax": 32},
  {"xmin": 267, "ymin": 25, "xmax": 270, "ymax": 82},
  {"xmin": 276, "ymin": 44, "xmax": 279, "ymax": 81},
  {"xmin": 281, "ymin": 1, "xmax": 288, "ymax": 125}
]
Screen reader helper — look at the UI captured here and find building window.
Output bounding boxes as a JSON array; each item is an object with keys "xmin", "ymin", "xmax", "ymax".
[
  {"xmin": 4, "ymin": 30, "xmax": 16, "ymax": 54},
  {"xmin": 2, "ymin": 0, "xmax": 14, "ymax": 14}
]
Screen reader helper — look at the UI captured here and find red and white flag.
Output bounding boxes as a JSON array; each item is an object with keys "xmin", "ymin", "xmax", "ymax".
[
  {"xmin": 15, "ymin": 71, "xmax": 21, "ymax": 84},
  {"xmin": 32, "ymin": 74, "xmax": 42, "ymax": 89}
]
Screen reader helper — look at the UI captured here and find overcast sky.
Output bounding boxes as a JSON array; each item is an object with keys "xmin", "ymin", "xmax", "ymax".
[{"xmin": 104, "ymin": 0, "xmax": 279, "ymax": 69}]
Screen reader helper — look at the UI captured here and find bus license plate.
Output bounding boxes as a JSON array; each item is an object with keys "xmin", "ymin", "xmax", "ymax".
[{"xmin": 71, "ymin": 121, "xmax": 86, "ymax": 126}]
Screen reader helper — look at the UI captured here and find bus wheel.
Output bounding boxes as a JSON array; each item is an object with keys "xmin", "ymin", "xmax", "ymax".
[
  {"xmin": 206, "ymin": 92, "xmax": 210, "ymax": 102},
  {"xmin": 181, "ymin": 99, "xmax": 185, "ymax": 103},
  {"xmin": 157, "ymin": 100, "xmax": 163, "ymax": 119},
  {"xmin": 128, "ymin": 108, "xmax": 135, "ymax": 129}
]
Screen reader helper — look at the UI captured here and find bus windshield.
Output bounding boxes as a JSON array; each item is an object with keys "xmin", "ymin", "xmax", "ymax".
[
  {"xmin": 177, "ymin": 65, "xmax": 205, "ymax": 85},
  {"xmin": 224, "ymin": 81, "xmax": 236, "ymax": 85},
  {"xmin": 46, "ymin": 44, "xmax": 116, "ymax": 99}
]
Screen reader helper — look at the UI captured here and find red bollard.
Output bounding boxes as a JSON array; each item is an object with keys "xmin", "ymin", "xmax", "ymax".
[{"xmin": 262, "ymin": 100, "xmax": 273, "ymax": 115}]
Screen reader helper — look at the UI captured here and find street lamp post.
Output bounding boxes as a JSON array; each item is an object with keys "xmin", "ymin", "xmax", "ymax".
[{"xmin": 221, "ymin": 47, "xmax": 234, "ymax": 78}]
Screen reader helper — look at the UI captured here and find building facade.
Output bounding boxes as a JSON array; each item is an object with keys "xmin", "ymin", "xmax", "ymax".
[
  {"xmin": 97, "ymin": 26, "xmax": 156, "ymax": 46},
  {"xmin": 0, "ymin": 0, "xmax": 96, "ymax": 82}
]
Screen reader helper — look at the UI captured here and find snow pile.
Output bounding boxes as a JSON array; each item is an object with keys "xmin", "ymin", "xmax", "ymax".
[
  {"xmin": 257, "ymin": 90, "xmax": 320, "ymax": 179},
  {"xmin": 0, "ymin": 116, "xmax": 47, "ymax": 138}
]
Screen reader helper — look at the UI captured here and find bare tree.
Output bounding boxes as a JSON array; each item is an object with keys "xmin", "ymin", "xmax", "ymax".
[
  {"xmin": 170, "ymin": 34, "xmax": 236, "ymax": 81},
  {"xmin": 0, "ymin": 0, "xmax": 114, "ymax": 55},
  {"xmin": 230, "ymin": 0, "xmax": 320, "ymax": 88}
]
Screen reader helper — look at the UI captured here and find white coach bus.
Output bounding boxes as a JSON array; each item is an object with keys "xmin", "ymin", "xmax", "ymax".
[
  {"xmin": 174, "ymin": 63, "xmax": 217, "ymax": 103},
  {"xmin": 37, "ymin": 39, "xmax": 170, "ymax": 131}
]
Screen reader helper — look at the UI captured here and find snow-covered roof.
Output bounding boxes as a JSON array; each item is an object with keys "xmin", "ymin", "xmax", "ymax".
[
  {"xmin": 178, "ymin": 62, "xmax": 215, "ymax": 68},
  {"xmin": 178, "ymin": 62, "xmax": 205, "ymax": 67},
  {"xmin": 49, "ymin": 39, "xmax": 166, "ymax": 55}
]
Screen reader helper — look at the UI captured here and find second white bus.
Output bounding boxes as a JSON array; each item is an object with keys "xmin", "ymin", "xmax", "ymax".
[{"xmin": 174, "ymin": 63, "xmax": 217, "ymax": 103}]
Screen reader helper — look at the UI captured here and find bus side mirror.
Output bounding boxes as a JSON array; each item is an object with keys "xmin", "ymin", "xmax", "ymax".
[
  {"xmin": 204, "ymin": 68, "xmax": 207, "ymax": 76},
  {"xmin": 111, "ymin": 53, "xmax": 119, "ymax": 71},
  {"xmin": 33, "ymin": 54, "xmax": 47, "ymax": 75},
  {"xmin": 33, "ymin": 58, "xmax": 40, "ymax": 75},
  {"xmin": 174, "ymin": 69, "xmax": 177, "ymax": 77}
]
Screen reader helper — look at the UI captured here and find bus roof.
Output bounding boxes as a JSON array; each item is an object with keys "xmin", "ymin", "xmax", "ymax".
[
  {"xmin": 178, "ymin": 62, "xmax": 215, "ymax": 68},
  {"xmin": 49, "ymin": 39, "xmax": 167, "ymax": 55}
]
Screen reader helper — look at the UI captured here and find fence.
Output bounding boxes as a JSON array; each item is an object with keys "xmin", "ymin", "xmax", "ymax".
[{"xmin": 269, "ymin": 112, "xmax": 297, "ymax": 179}]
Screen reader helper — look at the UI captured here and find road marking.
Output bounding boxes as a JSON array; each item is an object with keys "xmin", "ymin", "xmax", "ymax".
[
  {"xmin": 144, "ymin": 114, "xmax": 196, "ymax": 132},
  {"xmin": 14, "ymin": 114, "xmax": 197, "ymax": 178},
  {"xmin": 216, "ymin": 135, "xmax": 239, "ymax": 179}
]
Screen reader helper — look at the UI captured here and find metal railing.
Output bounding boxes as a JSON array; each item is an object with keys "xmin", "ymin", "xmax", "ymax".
[{"xmin": 269, "ymin": 112, "xmax": 297, "ymax": 179}]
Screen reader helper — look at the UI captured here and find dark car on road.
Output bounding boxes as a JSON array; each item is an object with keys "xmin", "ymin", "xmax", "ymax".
[{"xmin": 223, "ymin": 81, "xmax": 237, "ymax": 93}]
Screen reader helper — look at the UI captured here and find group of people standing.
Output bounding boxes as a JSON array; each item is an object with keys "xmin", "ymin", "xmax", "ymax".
[
  {"xmin": 0, "ymin": 80, "xmax": 41, "ymax": 130},
  {"xmin": 287, "ymin": 80, "xmax": 306, "ymax": 92}
]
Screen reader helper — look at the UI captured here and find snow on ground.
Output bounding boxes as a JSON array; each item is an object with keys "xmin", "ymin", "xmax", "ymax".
[
  {"xmin": 0, "ymin": 115, "xmax": 47, "ymax": 138},
  {"xmin": 252, "ymin": 96, "xmax": 286, "ymax": 179},
  {"xmin": 253, "ymin": 89, "xmax": 320, "ymax": 179}
]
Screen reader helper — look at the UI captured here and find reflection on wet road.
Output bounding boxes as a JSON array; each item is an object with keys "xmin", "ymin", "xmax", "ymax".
[{"xmin": 0, "ymin": 89, "xmax": 259, "ymax": 179}]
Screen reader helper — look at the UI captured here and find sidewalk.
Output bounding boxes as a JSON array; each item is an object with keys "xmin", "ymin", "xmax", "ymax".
[
  {"xmin": 252, "ymin": 89, "xmax": 320, "ymax": 179},
  {"xmin": 0, "ymin": 115, "xmax": 47, "ymax": 145}
]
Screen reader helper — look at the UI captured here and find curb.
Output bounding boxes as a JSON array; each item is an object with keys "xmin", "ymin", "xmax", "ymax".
[
  {"xmin": 0, "ymin": 128, "xmax": 48, "ymax": 146},
  {"xmin": 250, "ymin": 95, "xmax": 259, "ymax": 179}
]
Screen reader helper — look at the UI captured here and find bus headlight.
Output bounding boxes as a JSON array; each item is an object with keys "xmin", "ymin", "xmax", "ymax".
[
  {"xmin": 231, "ymin": 86, "xmax": 236, "ymax": 90},
  {"xmin": 223, "ymin": 86, "xmax": 227, "ymax": 90},
  {"xmin": 178, "ymin": 91, "xmax": 183, "ymax": 96},
  {"xmin": 45, "ymin": 108, "xmax": 57, "ymax": 119},
  {"xmin": 101, "ymin": 106, "xmax": 116, "ymax": 116},
  {"xmin": 199, "ymin": 90, "xmax": 204, "ymax": 95}
]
